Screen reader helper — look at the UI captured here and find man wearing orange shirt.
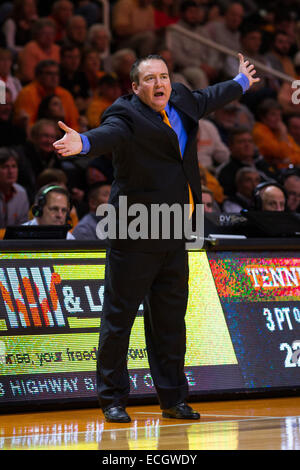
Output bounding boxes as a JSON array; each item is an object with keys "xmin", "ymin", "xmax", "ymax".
[
  {"xmin": 14, "ymin": 60, "xmax": 79, "ymax": 131},
  {"xmin": 18, "ymin": 18, "xmax": 61, "ymax": 84}
]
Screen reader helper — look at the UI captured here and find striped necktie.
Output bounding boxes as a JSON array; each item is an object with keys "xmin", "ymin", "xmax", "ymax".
[{"xmin": 160, "ymin": 109, "xmax": 194, "ymax": 218}]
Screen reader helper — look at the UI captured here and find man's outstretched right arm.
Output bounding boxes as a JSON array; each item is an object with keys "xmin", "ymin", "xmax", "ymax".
[{"xmin": 53, "ymin": 111, "xmax": 133, "ymax": 159}]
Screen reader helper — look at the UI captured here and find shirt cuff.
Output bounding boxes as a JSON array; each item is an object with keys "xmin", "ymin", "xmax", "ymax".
[
  {"xmin": 233, "ymin": 73, "xmax": 250, "ymax": 94},
  {"xmin": 79, "ymin": 134, "xmax": 91, "ymax": 154}
]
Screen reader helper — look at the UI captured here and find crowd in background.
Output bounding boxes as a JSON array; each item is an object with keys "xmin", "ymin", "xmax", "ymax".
[{"xmin": 0, "ymin": 0, "xmax": 300, "ymax": 239}]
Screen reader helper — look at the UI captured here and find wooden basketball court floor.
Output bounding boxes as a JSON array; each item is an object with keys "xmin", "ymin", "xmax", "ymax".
[{"xmin": 0, "ymin": 396, "xmax": 300, "ymax": 450}]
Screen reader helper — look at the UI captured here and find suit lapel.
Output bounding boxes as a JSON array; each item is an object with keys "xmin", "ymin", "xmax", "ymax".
[{"xmin": 169, "ymin": 87, "xmax": 199, "ymax": 125}]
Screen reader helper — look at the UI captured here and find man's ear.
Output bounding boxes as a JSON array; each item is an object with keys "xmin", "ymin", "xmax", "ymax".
[{"xmin": 132, "ymin": 81, "xmax": 138, "ymax": 94}]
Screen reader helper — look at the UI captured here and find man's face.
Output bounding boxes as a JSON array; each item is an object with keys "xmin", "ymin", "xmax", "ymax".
[
  {"xmin": 238, "ymin": 171, "xmax": 260, "ymax": 199},
  {"xmin": 84, "ymin": 51, "xmax": 101, "ymax": 72},
  {"xmin": 39, "ymin": 65, "xmax": 60, "ymax": 90},
  {"xmin": 262, "ymin": 108, "xmax": 282, "ymax": 131},
  {"xmin": 242, "ymin": 31, "xmax": 262, "ymax": 54},
  {"xmin": 284, "ymin": 176, "xmax": 300, "ymax": 211},
  {"xmin": 69, "ymin": 18, "xmax": 87, "ymax": 44},
  {"xmin": 182, "ymin": 6, "xmax": 199, "ymax": 26},
  {"xmin": 202, "ymin": 192, "xmax": 213, "ymax": 213},
  {"xmin": 225, "ymin": 3, "xmax": 244, "ymax": 31},
  {"xmin": 39, "ymin": 192, "xmax": 69, "ymax": 225},
  {"xmin": 132, "ymin": 59, "xmax": 172, "ymax": 112},
  {"xmin": 0, "ymin": 157, "xmax": 18, "ymax": 186},
  {"xmin": 274, "ymin": 33, "xmax": 291, "ymax": 55},
  {"xmin": 261, "ymin": 186, "xmax": 285, "ymax": 211},
  {"xmin": 55, "ymin": 0, "xmax": 74, "ymax": 24},
  {"xmin": 32, "ymin": 124, "xmax": 58, "ymax": 153},
  {"xmin": 90, "ymin": 185, "xmax": 111, "ymax": 212},
  {"xmin": 61, "ymin": 48, "xmax": 81, "ymax": 72},
  {"xmin": 37, "ymin": 26, "xmax": 56, "ymax": 49},
  {"xmin": 91, "ymin": 31, "xmax": 110, "ymax": 52},
  {"xmin": 230, "ymin": 133, "xmax": 255, "ymax": 161}
]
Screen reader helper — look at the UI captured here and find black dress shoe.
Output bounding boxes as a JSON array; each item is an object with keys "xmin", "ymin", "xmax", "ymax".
[
  {"xmin": 103, "ymin": 406, "xmax": 131, "ymax": 423},
  {"xmin": 162, "ymin": 402, "xmax": 200, "ymax": 420}
]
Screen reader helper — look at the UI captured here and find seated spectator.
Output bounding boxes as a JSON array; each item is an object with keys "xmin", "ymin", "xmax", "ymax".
[
  {"xmin": 59, "ymin": 44, "xmax": 89, "ymax": 109},
  {"xmin": 166, "ymin": 1, "xmax": 218, "ymax": 89},
  {"xmin": 0, "ymin": 147, "xmax": 29, "ymax": 229},
  {"xmin": 252, "ymin": 98, "xmax": 300, "ymax": 168},
  {"xmin": 86, "ymin": 24, "xmax": 112, "ymax": 73},
  {"xmin": 86, "ymin": 74, "xmax": 121, "ymax": 129},
  {"xmin": 287, "ymin": 114, "xmax": 300, "ymax": 147},
  {"xmin": 273, "ymin": 9, "xmax": 298, "ymax": 54},
  {"xmin": 49, "ymin": 0, "xmax": 74, "ymax": 44},
  {"xmin": 63, "ymin": 15, "xmax": 88, "ymax": 51},
  {"xmin": 72, "ymin": 182, "xmax": 111, "ymax": 240},
  {"xmin": 17, "ymin": 18, "xmax": 60, "ymax": 84},
  {"xmin": 264, "ymin": 30, "xmax": 297, "ymax": 82},
  {"xmin": 80, "ymin": 48, "xmax": 105, "ymax": 97},
  {"xmin": 36, "ymin": 168, "xmax": 79, "ymax": 228},
  {"xmin": 224, "ymin": 24, "xmax": 273, "ymax": 83},
  {"xmin": 112, "ymin": 0, "xmax": 156, "ymax": 57},
  {"xmin": 111, "ymin": 49, "xmax": 137, "ymax": 95},
  {"xmin": 197, "ymin": 118, "xmax": 230, "ymax": 170},
  {"xmin": 0, "ymin": 88, "xmax": 26, "ymax": 146},
  {"xmin": 254, "ymin": 181, "xmax": 286, "ymax": 211},
  {"xmin": 204, "ymin": 2, "xmax": 244, "ymax": 74},
  {"xmin": 23, "ymin": 183, "xmax": 75, "ymax": 239},
  {"xmin": 222, "ymin": 166, "xmax": 261, "ymax": 213},
  {"xmin": 154, "ymin": 0, "xmax": 179, "ymax": 30},
  {"xmin": 2, "ymin": 0, "xmax": 38, "ymax": 54},
  {"xmin": 282, "ymin": 172, "xmax": 300, "ymax": 212},
  {"xmin": 217, "ymin": 126, "xmax": 279, "ymax": 197},
  {"xmin": 14, "ymin": 60, "xmax": 79, "ymax": 130},
  {"xmin": 0, "ymin": 47, "xmax": 22, "ymax": 102},
  {"xmin": 202, "ymin": 185, "xmax": 220, "ymax": 214},
  {"xmin": 15, "ymin": 119, "xmax": 63, "ymax": 203}
]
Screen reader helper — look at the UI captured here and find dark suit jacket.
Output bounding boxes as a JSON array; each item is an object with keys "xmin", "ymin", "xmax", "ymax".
[{"xmin": 84, "ymin": 81, "xmax": 243, "ymax": 251}]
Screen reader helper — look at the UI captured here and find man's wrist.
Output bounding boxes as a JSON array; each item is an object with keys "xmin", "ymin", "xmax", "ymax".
[
  {"xmin": 80, "ymin": 134, "xmax": 91, "ymax": 154},
  {"xmin": 233, "ymin": 73, "xmax": 250, "ymax": 93}
]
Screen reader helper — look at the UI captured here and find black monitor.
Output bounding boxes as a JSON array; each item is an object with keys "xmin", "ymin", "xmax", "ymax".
[
  {"xmin": 4, "ymin": 225, "xmax": 70, "ymax": 240},
  {"xmin": 242, "ymin": 210, "xmax": 300, "ymax": 237}
]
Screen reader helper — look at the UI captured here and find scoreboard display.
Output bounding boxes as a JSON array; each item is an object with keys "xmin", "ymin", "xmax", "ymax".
[{"xmin": 0, "ymin": 243, "xmax": 300, "ymax": 411}]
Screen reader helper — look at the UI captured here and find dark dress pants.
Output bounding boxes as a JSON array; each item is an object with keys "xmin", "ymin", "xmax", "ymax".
[{"xmin": 96, "ymin": 246, "xmax": 189, "ymax": 410}]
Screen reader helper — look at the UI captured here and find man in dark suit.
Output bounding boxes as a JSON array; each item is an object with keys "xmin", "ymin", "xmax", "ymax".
[{"xmin": 54, "ymin": 53, "xmax": 259, "ymax": 422}]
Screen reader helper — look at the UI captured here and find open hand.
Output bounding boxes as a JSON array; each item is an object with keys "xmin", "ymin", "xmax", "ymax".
[
  {"xmin": 238, "ymin": 53, "xmax": 260, "ymax": 88},
  {"xmin": 53, "ymin": 121, "xmax": 83, "ymax": 157}
]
